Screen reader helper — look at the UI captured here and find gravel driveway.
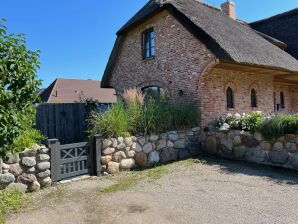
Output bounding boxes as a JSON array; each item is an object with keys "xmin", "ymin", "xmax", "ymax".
[{"xmin": 7, "ymin": 157, "xmax": 298, "ymax": 224}]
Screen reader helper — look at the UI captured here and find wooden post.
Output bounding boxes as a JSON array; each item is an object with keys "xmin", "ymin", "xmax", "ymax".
[
  {"xmin": 47, "ymin": 139, "xmax": 61, "ymax": 186},
  {"xmin": 94, "ymin": 135, "xmax": 103, "ymax": 176}
]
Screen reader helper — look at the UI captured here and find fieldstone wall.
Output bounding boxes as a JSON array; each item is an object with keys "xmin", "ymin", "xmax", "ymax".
[
  {"xmin": 100, "ymin": 128, "xmax": 201, "ymax": 174},
  {"xmin": 203, "ymin": 129, "xmax": 298, "ymax": 170},
  {"xmin": 0, "ymin": 144, "xmax": 51, "ymax": 192}
]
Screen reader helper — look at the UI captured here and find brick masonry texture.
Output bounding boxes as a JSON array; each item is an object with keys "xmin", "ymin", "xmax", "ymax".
[{"xmin": 109, "ymin": 10, "xmax": 216, "ymax": 104}]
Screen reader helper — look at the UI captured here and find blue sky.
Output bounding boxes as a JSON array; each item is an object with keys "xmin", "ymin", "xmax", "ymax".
[{"xmin": 1, "ymin": 0, "xmax": 297, "ymax": 88}]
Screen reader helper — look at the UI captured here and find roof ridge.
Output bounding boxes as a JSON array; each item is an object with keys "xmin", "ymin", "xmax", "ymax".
[{"xmin": 251, "ymin": 8, "xmax": 298, "ymax": 25}]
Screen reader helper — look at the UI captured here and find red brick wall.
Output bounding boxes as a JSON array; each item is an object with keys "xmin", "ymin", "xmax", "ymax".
[
  {"xmin": 109, "ymin": 10, "xmax": 216, "ymax": 104},
  {"xmin": 198, "ymin": 68, "xmax": 298, "ymax": 126},
  {"xmin": 198, "ymin": 68, "xmax": 276, "ymax": 126}
]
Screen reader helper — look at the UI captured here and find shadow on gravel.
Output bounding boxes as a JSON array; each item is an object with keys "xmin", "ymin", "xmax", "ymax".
[{"xmin": 194, "ymin": 155, "xmax": 298, "ymax": 185}]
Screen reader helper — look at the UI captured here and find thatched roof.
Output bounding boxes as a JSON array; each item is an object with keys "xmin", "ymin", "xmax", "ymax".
[
  {"xmin": 102, "ymin": 0, "xmax": 298, "ymax": 87},
  {"xmin": 250, "ymin": 8, "xmax": 298, "ymax": 60}
]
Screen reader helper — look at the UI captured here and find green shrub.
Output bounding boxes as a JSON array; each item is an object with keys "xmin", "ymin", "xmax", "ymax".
[
  {"xmin": 0, "ymin": 19, "xmax": 41, "ymax": 157},
  {"xmin": 88, "ymin": 101, "xmax": 130, "ymax": 138},
  {"xmin": 10, "ymin": 128, "xmax": 45, "ymax": 154},
  {"xmin": 241, "ymin": 111, "xmax": 262, "ymax": 133},
  {"xmin": 88, "ymin": 88, "xmax": 199, "ymax": 138},
  {"xmin": 258, "ymin": 115, "xmax": 286, "ymax": 139},
  {"xmin": 0, "ymin": 189, "xmax": 24, "ymax": 224}
]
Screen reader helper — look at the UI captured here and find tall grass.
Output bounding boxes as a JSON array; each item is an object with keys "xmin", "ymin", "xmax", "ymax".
[{"xmin": 88, "ymin": 88, "xmax": 199, "ymax": 137}]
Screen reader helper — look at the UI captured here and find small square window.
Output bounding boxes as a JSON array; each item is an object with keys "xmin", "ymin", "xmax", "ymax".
[{"xmin": 142, "ymin": 28, "xmax": 155, "ymax": 59}]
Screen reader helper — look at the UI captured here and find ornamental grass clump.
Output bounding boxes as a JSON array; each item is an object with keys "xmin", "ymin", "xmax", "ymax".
[{"xmin": 88, "ymin": 88, "xmax": 199, "ymax": 137}]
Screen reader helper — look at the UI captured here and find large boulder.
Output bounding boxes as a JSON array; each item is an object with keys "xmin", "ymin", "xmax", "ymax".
[
  {"xmin": 36, "ymin": 154, "xmax": 50, "ymax": 161},
  {"xmin": 260, "ymin": 141, "xmax": 271, "ymax": 151},
  {"xmin": 178, "ymin": 148, "xmax": 191, "ymax": 160},
  {"xmin": 160, "ymin": 148, "xmax": 178, "ymax": 163},
  {"xmin": 117, "ymin": 137, "xmax": 124, "ymax": 144},
  {"xmin": 205, "ymin": 136, "xmax": 218, "ymax": 154},
  {"xmin": 149, "ymin": 134, "xmax": 159, "ymax": 142},
  {"xmin": 174, "ymin": 139, "xmax": 186, "ymax": 149},
  {"xmin": 137, "ymin": 137, "xmax": 146, "ymax": 146},
  {"xmin": 156, "ymin": 139, "xmax": 167, "ymax": 151},
  {"xmin": 101, "ymin": 156, "xmax": 112, "ymax": 165},
  {"xmin": 135, "ymin": 152, "xmax": 147, "ymax": 167},
  {"xmin": 273, "ymin": 142, "xmax": 284, "ymax": 150},
  {"xmin": 148, "ymin": 151, "xmax": 160, "ymax": 165},
  {"xmin": 188, "ymin": 143, "xmax": 201, "ymax": 156},
  {"xmin": 113, "ymin": 151, "xmax": 127, "ymax": 162},
  {"xmin": 291, "ymin": 154, "xmax": 298, "ymax": 169},
  {"xmin": 107, "ymin": 162, "xmax": 120, "ymax": 174},
  {"xmin": 234, "ymin": 146, "xmax": 246, "ymax": 159},
  {"xmin": 120, "ymin": 159, "xmax": 135, "ymax": 169},
  {"xmin": 39, "ymin": 177, "xmax": 52, "ymax": 187},
  {"xmin": 168, "ymin": 132, "xmax": 178, "ymax": 142},
  {"xmin": 37, "ymin": 146, "xmax": 50, "ymax": 154},
  {"xmin": 116, "ymin": 143, "xmax": 126, "ymax": 151},
  {"xmin": 20, "ymin": 148, "xmax": 37, "ymax": 157},
  {"xmin": 102, "ymin": 147, "xmax": 115, "ymax": 156},
  {"xmin": 241, "ymin": 135, "xmax": 259, "ymax": 148},
  {"xmin": 126, "ymin": 150, "xmax": 136, "ymax": 158},
  {"xmin": 124, "ymin": 137, "xmax": 133, "ymax": 147},
  {"xmin": 17, "ymin": 173, "xmax": 37, "ymax": 184},
  {"xmin": 29, "ymin": 181, "xmax": 40, "ymax": 192},
  {"xmin": 269, "ymin": 150, "xmax": 289, "ymax": 164},
  {"xmin": 9, "ymin": 164, "xmax": 23, "ymax": 176},
  {"xmin": 131, "ymin": 142, "xmax": 142, "ymax": 152},
  {"xmin": 0, "ymin": 173, "xmax": 15, "ymax": 185},
  {"xmin": 143, "ymin": 143, "xmax": 153, "ymax": 154},
  {"xmin": 5, "ymin": 153, "xmax": 20, "ymax": 164},
  {"xmin": 102, "ymin": 139, "xmax": 112, "ymax": 149},
  {"xmin": 220, "ymin": 139, "xmax": 233, "ymax": 158},
  {"xmin": 37, "ymin": 161, "xmax": 51, "ymax": 171},
  {"xmin": 245, "ymin": 147, "xmax": 266, "ymax": 163},
  {"xmin": 36, "ymin": 170, "xmax": 51, "ymax": 178},
  {"xmin": 7, "ymin": 183, "xmax": 27, "ymax": 193},
  {"xmin": 285, "ymin": 142, "xmax": 297, "ymax": 153},
  {"xmin": 22, "ymin": 157, "xmax": 36, "ymax": 167}
]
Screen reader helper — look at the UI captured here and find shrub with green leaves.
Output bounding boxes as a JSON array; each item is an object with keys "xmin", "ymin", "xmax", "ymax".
[{"xmin": 0, "ymin": 19, "xmax": 41, "ymax": 157}]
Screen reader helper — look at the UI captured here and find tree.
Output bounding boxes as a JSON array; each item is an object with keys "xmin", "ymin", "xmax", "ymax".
[{"xmin": 0, "ymin": 19, "xmax": 41, "ymax": 157}]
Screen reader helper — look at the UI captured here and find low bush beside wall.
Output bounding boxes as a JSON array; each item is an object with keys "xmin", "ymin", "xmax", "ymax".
[
  {"xmin": 0, "ymin": 144, "xmax": 51, "ymax": 192},
  {"xmin": 100, "ymin": 127, "xmax": 201, "ymax": 174}
]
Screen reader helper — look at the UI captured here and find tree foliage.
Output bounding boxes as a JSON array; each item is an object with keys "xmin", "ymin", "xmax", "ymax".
[{"xmin": 0, "ymin": 19, "xmax": 41, "ymax": 156}]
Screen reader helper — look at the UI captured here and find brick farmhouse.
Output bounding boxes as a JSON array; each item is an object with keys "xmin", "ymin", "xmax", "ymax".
[{"xmin": 101, "ymin": 0, "xmax": 298, "ymax": 127}]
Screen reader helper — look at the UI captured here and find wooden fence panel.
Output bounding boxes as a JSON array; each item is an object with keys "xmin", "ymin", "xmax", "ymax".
[{"xmin": 36, "ymin": 104, "xmax": 87, "ymax": 144}]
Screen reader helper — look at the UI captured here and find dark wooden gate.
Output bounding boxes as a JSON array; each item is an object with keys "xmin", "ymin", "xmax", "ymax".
[
  {"xmin": 48, "ymin": 136, "xmax": 102, "ymax": 184},
  {"xmin": 36, "ymin": 103, "xmax": 87, "ymax": 144}
]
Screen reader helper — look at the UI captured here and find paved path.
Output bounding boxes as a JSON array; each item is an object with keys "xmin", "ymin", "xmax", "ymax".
[{"xmin": 7, "ymin": 157, "xmax": 298, "ymax": 224}]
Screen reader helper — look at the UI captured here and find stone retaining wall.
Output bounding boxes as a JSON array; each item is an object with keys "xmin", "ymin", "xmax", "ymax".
[
  {"xmin": 0, "ymin": 144, "xmax": 51, "ymax": 192},
  {"xmin": 202, "ymin": 129, "xmax": 298, "ymax": 170},
  {"xmin": 100, "ymin": 128, "xmax": 201, "ymax": 174}
]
